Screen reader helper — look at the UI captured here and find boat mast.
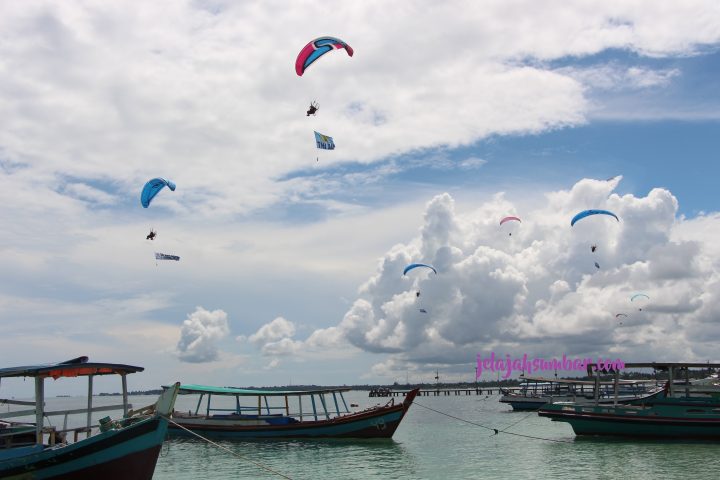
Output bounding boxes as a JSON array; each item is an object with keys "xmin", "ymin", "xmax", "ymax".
[
  {"xmin": 121, "ymin": 373, "xmax": 129, "ymax": 415},
  {"xmin": 34, "ymin": 376, "xmax": 44, "ymax": 444},
  {"xmin": 87, "ymin": 374, "xmax": 94, "ymax": 431},
  {"xmin": 613, "ymin": 369, "xmax": 619, "ymax": 405}
]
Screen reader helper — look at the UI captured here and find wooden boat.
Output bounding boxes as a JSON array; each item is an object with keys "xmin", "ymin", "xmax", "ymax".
[
  {"xmin": 500, "ymin": 375, "xmax": 657, "ymax": 411},
  {"xmin": 0, "ymin": 356, "xmax": 180, "ymax": 479},
  {"xmin": 167, "ymin": 384, "xmax": 419, "ymax": 439},
  {"xmin": 538, "ymin": 362, "xmax": 720, "ymax": 438}
]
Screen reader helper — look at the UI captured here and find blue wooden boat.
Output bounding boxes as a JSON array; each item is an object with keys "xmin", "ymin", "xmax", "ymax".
[
  {"xmin": 538, "ymin": 362, "xmax": 720, "ymax": 438},
  {"xmin": 167, "ymin": 384, "xmax": 419, "ymax": 439},
  {"xmin": 500, "ymin": 375, "xmax": 657, "ymax": 411},
  {"xmin": 0, "ymin": 356, "xmax": 180, "ymax": 479}
]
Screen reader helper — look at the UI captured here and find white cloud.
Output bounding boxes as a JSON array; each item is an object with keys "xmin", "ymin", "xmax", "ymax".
[
  {"xmin": 458, "ymin": 156, "xmax": 487, "ymax": 170},
  {"xmin": 264, "ymin": 358, "xmax": 281, "ymax": 370},
  {"xmin": 248, "ymin": 317, "xmax": 296, "ymax": 345},
  {"xmin": 289, "ymin": 178, "xmax": 720, "ymax": 372},
  {"xmin": 559, "ymin": 64, "xmax": 681, "ymax": 91},
  {"xmin": 61, "ymin": 182, "xmax": 118, "ymax": 205},
  {"xmin": 176, "ymin": 306, "xmax": 230, "ymax": 363},
  {"xmin": 0, "ymin": 1, "xmax": 717, "ymax": 220},
  {"xmin": 261, "ymin": 338, "xmax": 303, "ymax": 357}
]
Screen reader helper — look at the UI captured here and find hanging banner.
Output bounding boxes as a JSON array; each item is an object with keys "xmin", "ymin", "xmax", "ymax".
[{"xmin": 314, "ymin": 131, "xmax": 335, "ymax": 150}]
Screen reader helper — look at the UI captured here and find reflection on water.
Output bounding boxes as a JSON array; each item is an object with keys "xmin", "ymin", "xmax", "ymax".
[{"xmin": 156, "ymin": 436, "xmax": 418, "ymax": 479}]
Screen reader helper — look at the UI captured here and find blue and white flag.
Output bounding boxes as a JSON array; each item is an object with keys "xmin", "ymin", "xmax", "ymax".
[
  {"xmin": 314, "ymin": 131, "xmax": 335, "ymax": 150},
  {"xmin": 155, "ymin": 252, "xmax": 180, "ymax": 261}
]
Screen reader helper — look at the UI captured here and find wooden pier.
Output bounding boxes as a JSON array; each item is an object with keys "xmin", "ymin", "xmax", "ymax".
[{"xmin": 368, "ymin": 387, "xmax": 519, "ymax": 397}]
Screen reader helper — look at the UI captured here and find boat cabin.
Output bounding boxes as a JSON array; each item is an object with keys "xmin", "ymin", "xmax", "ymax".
[
  {"xmin": 0, "ymin": 356, "xmax": 143, "ymax": 448},
  {"xmin": 170, "ymin": 384, "xmax": 354, "ymax": 423}
]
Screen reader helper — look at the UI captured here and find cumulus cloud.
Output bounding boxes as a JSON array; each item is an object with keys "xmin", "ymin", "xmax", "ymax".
[
  {"xmin": 176, "ymin": 306, "xmax": 230, "ymax": 363},
  {"xmin": 272, "ymin": 178, "xmax": 720, "ymax": 377},
  {"xmin": 248, "ymin": 316, "xmax": 296, "ymax": 345},
  {"xmin": 245, "ymin": 317, "xmax": 304, "ymax": 356}
]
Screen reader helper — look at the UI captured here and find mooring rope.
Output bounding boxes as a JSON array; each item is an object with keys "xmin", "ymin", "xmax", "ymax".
[
  {"xmin": 413, "ymin": 402, "xmax": 574, "ymax": 444},
  {"xmin": 164, "ymin": 417, "xmax": 294, "ymax": 479},
  {"xmin": 496, "ymin": 408, "xmax": 541, "ymax": 433}
]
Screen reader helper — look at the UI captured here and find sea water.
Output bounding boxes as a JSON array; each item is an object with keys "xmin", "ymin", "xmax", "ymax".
[
  {"xmin": 155, "ymin": 390, "xmax": 720, "ymax": 480},
  {"xmin": 5, "ymin": 391, "xmax": 720, "ymax": 479}
]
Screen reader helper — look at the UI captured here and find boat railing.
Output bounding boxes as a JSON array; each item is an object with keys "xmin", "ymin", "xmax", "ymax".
[
  {"xmin": 185, "ymin": 389, "xmax": 352, "ymax": 422},
  {"xmin": 200, "ymin": 405, "xmax": 350, "ymax": 420},
  {"xmin": 0, "ymin": 403, "xmax": 132, "ymax": 445}
]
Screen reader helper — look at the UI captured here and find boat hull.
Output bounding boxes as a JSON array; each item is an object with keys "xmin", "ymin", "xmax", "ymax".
[
  {"xmin": 0, "ymin": 416, "xmax": 169, "ymax": 480},
  {"xmin": 169, "ymin": 389, "xmax": 418, "ymax": 439},
  {"xmin": 539, "ymin": 391, "xmax": 720, "ymax": 439},
  {"xmin": 501, "ymin": 394, "xmax": 655, "ymax": 411}
]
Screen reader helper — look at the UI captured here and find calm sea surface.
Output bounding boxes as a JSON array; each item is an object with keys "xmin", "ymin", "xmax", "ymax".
[{"xmin": 6, "ymin": 391, "xmax": 720, "ymax": 479}]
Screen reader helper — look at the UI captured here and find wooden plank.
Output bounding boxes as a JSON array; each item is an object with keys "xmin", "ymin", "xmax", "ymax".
[
  {"xmin": 0, "ymin": 403, "xmax": 131, "ymax": 420},
  {"xmin": 0, "ymin": 398, "xmax": 36, "ymax": 406}
]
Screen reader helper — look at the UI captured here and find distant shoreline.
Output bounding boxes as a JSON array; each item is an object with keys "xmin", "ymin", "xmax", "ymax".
[{"xmin": 96, "ymin": 371, "xmax": 686, "ymax": 396}]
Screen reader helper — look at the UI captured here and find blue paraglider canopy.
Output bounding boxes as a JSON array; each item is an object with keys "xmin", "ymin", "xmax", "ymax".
[
  {"xmin": 570, "ymin": 209, "xmax": 619, "ymax": 227},
  {"xmin": 141, "ymin": 178, "xmax": 176, "ymax": 208},
  {"xmin": 403, "ymin": 263, "xmax": 437, "ymax": 276}
]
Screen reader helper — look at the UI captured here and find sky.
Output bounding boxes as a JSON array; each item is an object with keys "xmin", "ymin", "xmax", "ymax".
[{"xmin": 1, "ymin": 0, "xmax": 720, "ymax": 396}]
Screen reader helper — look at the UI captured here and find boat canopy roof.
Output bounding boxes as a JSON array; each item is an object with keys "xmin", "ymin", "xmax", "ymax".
[
  {"xmin": 520, "ymin": 375, "xmax": 653, "ymax": 385},
  {"xmin": 174, "ymin": 384, "xmax": 352, "ymax": 397},
  {"xmin": 0, "ymin": 356, "xmax": 143, "ymax": 379},
  {"xmin": 586, "ymin": 362, "xmax": 720, "ymax": 370}
]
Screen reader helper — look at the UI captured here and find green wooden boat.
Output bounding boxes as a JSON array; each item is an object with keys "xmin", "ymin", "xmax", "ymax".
[{"xmin": 538, "ymin": 362, "xmax": 720, "ymax": 439}]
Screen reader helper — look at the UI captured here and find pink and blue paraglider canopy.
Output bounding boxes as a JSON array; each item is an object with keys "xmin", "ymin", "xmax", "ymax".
[
  {"xmin": 295, "ymin": 36, "xmax": 353, "ymax": 76},
  {"xmin": 500, "ymin": 216, "xmax": 521, "ymax": 226}
]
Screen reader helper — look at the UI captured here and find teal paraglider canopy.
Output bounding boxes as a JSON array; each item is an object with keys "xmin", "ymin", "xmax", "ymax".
[
  {"xmin": 571, "ymin": 209, "xmax": 619, "ymax": 227},
  {"xmin": 141, "ymin": 178, "xmax": 176, "ymax": 208},
  {"xmin": 403, "ymin": 263, "xmax": 437, "ymax": 276},
  {"xmin": 631, "ymin": 293, "xmax": 650, "ymax": 311}
]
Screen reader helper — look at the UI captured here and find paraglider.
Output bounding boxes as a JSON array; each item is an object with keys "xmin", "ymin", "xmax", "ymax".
[
  {"xmin": 631, "ymin": 293, "xmax": 650, "ymax": 311},
  {"xmin": 572, "ymin": 211, "xmax": 618, "ymax": 268},
  {"xmin": 419, "ymin": 309, "xmax": 428, "ymax": 314},
  {"xmin": 403, "ymin": 263, "xmax": 437, "ymax": 276},
  {"xmin": 146, "ymin": 229, "xmax": 156, "ymax": 241},
  {"xmin": 404, "ymin": 263, "xmax": 436, "ymax": 300},
  {"xmin": 615, "ymin": 313, "xmax": 628, "ymax": 326},
  {"xmin": 570, "ymin": 209, "xmax": 620, "ymax": 227},
  {"xmin": 295, "ymin": 37, "xmax": 354, "ymax": 76},
  {"xmin": 500, "ymin": 216, "xmax": 521, "ymax": 236},
  {"xmin": 141, "ymin": 178, "xmax": 176, "ymax": 208},
  {"xmin": 307, "ymin": 101, "xmax": 319, "ymax": 116}
]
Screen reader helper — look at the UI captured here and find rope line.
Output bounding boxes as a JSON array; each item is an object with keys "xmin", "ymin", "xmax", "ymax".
[
  {"xmin": 413, "ymin": 402, "xmax": 573, "ymax": 444},
  {"xmin": 497, "ymin": 407, "xmax": 541, "ymax": 433},
  {"xmin": 164, "ymin": 417, "xmax": 294, "ymax": 479}
]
